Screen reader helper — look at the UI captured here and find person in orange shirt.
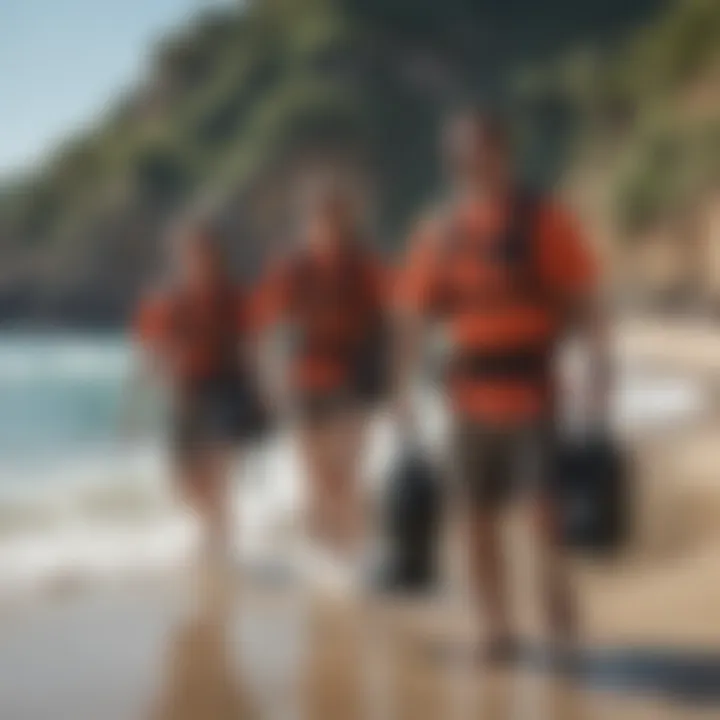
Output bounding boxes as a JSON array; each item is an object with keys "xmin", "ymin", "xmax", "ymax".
[
  {"xmin": 395, "ymin": 108, "xmax": 610, "ymax": 661},
  {"xmin": 253, "ymin": 181, "xmax": 390, "ymax": 559},
  {"xmin": 134, "ymin": 216, "xmax": 254, "ymax": 564}
]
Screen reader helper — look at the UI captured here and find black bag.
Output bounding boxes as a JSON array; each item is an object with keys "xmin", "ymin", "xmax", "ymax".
[
  {"xmin": 231, "ymin": 377, "xmax": 272, "ymax": 443},
  {"xmin": 378, "ymin": 444, "xmax": 443, "ymax": 592},
  {"xmin": 354, "ymin": 321, "xmax": 391, "ymax": 404},
  {"xmin": 552, "ymin": 433, "xmax": 630, "ymax": 555}
]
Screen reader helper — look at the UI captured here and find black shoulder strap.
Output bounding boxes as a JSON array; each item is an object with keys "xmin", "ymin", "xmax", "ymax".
[
  {"xmin": 500, "ymin": 187, "xmax": 541, "ymax": 268},
  {"xmin": 288, "ymin": 244, "xmax": 368, "ymax": 306},
  {"xmin": 435, "ymin": 191, "xmax": 540, "ymax": 270},
  {"xmin": 167, "ymin": 282, "xmax": 237, "ymax": 338}
]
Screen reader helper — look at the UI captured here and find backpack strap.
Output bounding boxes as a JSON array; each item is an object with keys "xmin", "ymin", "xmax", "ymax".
[
  {"xmin": 500, "ymin": 187, "xmax": 546, "ymax": 300},
  {"xmin": 500, "ymin": 187, "xmax": 540, "ymax": 267},
  {"xmin": 286, "ymin": 242, "xmax": 369, "ymax": 313},
  {"xmin": 431, "ymin": 189, "xmax": 543, "ymax": 312},
  {"xmin": 167, "ymin": 282, "xmax": 240, "ymax": 376}
]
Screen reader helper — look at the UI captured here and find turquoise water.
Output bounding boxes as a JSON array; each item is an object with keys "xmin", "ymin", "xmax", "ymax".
[
  {"xmin": 0, "ymin": 332, "xmax": 708, "ymax": 596},
  {"xmin": 0, "ymin": 331, "xmax": 708, "ymax": 481},
  {"xmin": 0, "ymin": 334, "xmax": 132, "ymax": 460},
  {"xmin": 0, "ymin": 333, "xmax": 294, "ymax": 595}
]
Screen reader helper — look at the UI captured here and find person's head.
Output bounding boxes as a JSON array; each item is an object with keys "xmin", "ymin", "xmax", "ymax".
[
  {"xmin": 168, "ymin": 216, "xmax": 227, "ymax": 290},
  {"xmin": 441, "ymin": 106, "xmax": 513, "ymax": 193},
  {"xmin": 299, "ymin": 177, "xmax": 359, "ymax": 252}
]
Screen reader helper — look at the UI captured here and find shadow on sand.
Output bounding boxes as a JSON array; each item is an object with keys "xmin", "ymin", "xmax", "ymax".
[{"xmin": 525, "ymin": 644, "xmax": 720, "ymax": 706}]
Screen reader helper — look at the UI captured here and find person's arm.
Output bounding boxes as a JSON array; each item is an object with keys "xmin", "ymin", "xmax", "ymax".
[
  {"xmin": 392, "ymin": 222, "xmax": 440, "ymax": 435},
  {"xmin": 118, "ymin": 294, "xmax": 170, "ymax": 442},
  {"xmin": 541, "ymin": 203, "xmax": 612, "ymax": 426},
  {"xmin": 236, "ymin": 286, "xmax": 260, "ymax": 381},
  {"xmin": 247, "ymin": 260, "xmax": 292, "ymax": 416},
  {"xmin": 392, "ymin": 306, "xmax": 425, "ymax": 435},
  {"xmin": 575, "ymin": 293, "xmax": 612, "ymax": 425}
]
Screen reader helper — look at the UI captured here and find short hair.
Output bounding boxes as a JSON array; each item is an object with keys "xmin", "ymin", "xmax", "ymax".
[
  {"xmin": 165, "ymin": 209, "xmax": 225, "ymax": 261},
  {"xmin": 296, "ymin": 171, "xmax": 361, "ymax": 226}
]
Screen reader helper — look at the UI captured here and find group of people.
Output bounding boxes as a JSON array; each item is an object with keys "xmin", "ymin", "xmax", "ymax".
[{"xmin": 134, "ymin": 107, "xmax": 609, "ymax": 662}]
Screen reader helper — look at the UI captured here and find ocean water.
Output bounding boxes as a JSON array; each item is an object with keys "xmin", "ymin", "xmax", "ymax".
[
  {"xmin": 0, "ymin": 333, "xmax": 408, "ymax": 597},
  {"xmin": 0, "ymin": 333, "xmax": 708, "ymax": 598}
]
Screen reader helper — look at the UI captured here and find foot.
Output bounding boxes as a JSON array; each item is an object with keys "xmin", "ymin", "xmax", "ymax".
[{"xmin": 476, "ymin": 634, "xmax": 522, "ymax": 667}]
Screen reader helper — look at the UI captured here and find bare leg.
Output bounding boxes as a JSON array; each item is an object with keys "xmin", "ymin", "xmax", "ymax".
[
  {"xmin": 532, "ymin": 494, "xmax": 578, "ymax": 644},
  {"xmin": 297, "ymin": 421, "xmax": 337, "ymax": 544},
  {"xmin": 467, "ymin": 506, "xmax": 513, "ymax": 647},
  {"xmin": 297, "ymin": 410, "xmax": 368, "ymax": 556},
  {"xmin": 201, "ymin": 445, "xmax": 236, "ymax": 565},
  {"xmin": 325, "ymin": 409, "xmax": 369, "ymax": 556},
  {"xmin": 177, "ymin": 447, "xmax": 235, "ymax": 566}
]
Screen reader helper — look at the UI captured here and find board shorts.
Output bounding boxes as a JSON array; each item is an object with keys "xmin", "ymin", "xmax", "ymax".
[
  {"xmin": 293, "ymin": 384, "xmax": 375, "ymax": 427},
  {"xmin": 292, "ymin": 340, "xmax": 390, "ymax": 427},
  {"xmin": 450, "ymin": 420, "xmax": 555, "ymax": 510},
  {"xmin": 171, "ymin": 374, "xmax": 265, "ymax": 463}
]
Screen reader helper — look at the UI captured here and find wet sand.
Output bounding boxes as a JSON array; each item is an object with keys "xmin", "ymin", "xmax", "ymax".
[
  {"xmin": 3, "ymin": 442, "xmax": 720, "ymax": 720},
  {"xmin": 1, "ymin": 557, "xmax": 719, "ymax": 720}
]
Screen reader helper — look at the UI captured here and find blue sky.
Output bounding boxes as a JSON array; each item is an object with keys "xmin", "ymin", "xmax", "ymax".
[{"xmin": 0, "ymin": 1, "xmax": 233, "ymax": 176}]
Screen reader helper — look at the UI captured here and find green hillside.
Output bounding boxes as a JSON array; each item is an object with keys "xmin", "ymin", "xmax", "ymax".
[
  {"xmin": 3, "ymin": 0, "xmax": 709, "ymax": 325},
  {"xmin": 521, "ymin": 0, "xmax": 720, "ymax": 235}
]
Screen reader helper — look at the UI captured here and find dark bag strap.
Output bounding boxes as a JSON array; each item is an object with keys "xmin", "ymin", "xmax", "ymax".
[
  {"xmin": 168, "ymin": 283, "xmax": 240, "ymax": 371},
  {"xmin": 500, "ymin": 187, "xmax": 541, "ymax": 273},
  {"xmin": 433, "ymin": 188, "xmax": 542, "ymax": 309},
  {"xmin": 289, "ymin": 241, "xmax": 377, "ymax": 304}
]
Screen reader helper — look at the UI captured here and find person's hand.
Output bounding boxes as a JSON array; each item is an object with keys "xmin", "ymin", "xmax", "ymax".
[{"xmin": 585, "ymin": 298, "xmax": 612, "ymax": 432}]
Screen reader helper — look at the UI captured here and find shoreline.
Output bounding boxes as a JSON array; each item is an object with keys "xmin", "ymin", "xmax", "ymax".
[
  {"xmin": 1, "ymin": 532, "xmax": 719, "ymax": 719},
  {"xmin": 1, "ymin": 319, "xmax": 720, "ymax": 717}
]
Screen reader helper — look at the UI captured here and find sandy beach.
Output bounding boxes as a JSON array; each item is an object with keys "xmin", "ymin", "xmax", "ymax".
[
  {"xmin": 1, "ymin": 555, "xmax": 719, "ymax": 720},
  {"xmin": 1, "ymin": 318, "xmax": 720, "ymax": 720}
]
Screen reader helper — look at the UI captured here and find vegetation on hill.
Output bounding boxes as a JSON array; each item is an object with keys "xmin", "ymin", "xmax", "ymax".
[
  {"xmin": 520, "ymin": 0, "xmax": 720, "ymax": 235},
  {"xmin": 4, "ymin": 0, "xmax": 715, "ymax": 324}
]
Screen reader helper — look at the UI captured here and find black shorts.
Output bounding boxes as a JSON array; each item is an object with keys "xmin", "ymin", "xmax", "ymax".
[
  {"xmin": 450, "ymin": 420, "xmax": 555, "ymax": 510},
  {"xmin": 293, "ymin": 387, "xmax": 367, "ymax": 427},
  {"xmin": 172, "ymin": 375, "xmax": 259, "ymax": 462},
  {"xmin": 291, "ymin": 354, "xmax": 388, "ymax": 427}
]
